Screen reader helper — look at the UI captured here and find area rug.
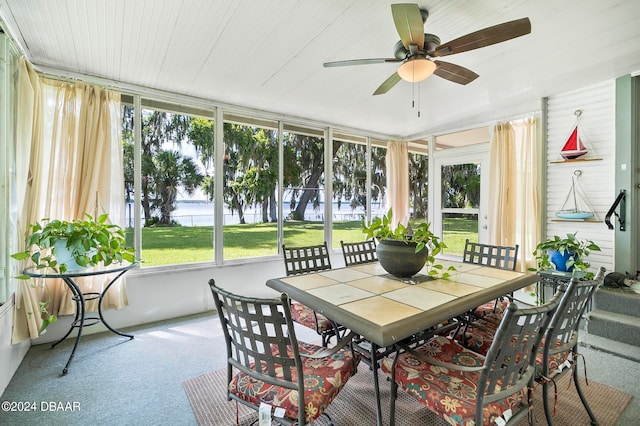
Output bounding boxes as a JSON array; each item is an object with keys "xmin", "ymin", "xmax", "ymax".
[{"xmin": 183, "ymin": 367, "xmax": 632, "ymax": 425}]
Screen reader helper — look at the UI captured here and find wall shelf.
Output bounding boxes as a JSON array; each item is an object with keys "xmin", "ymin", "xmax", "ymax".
[
  {"xmin": 550, "ymin": 157, "xmax": 602, "ymax": 164},
  {"xmin": 551, "ymin": 218, "xmax": 601, "ymax": 223}
]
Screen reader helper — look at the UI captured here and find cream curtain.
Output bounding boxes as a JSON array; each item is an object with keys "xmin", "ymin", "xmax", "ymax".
[
  {"xmin": 488, "ymin": 117, "xmax": 540, "ymax": 272},
  {"xmin": 488, "ymin": 123, "xmax": 516, "ymax": 246},
  {"xmin": 13, "ymin": 58, "xmax": 127, "ymax": 343},
  {"xmin": 386, "ymin": 141, "xmax": 409, "ymax": 228},
  {"xmin": 13, "ymin": 58, "xmax": 46, "ymax": 342}
]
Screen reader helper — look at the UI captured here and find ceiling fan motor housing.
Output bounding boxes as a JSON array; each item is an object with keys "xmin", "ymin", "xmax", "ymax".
[
  {"xmin": 394, "ymin": 34, "xmax": 441, "ymax": 60},
  {"xmin": 423, "ymin": 34, "xmax": 441, "ymax": 54}
]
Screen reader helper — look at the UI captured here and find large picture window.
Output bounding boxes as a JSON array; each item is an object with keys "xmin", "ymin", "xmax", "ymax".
[
  {"xmin": 282, "ymin": 124, "xmax": 326, "ymax": 246},
  {"xmin": 122, "ymin": 98, "xmax": 214, "ymax": 267},
  {"xmin": 120, "ymin": 97, "xmax": 430, "ymax": 268},
  {"xmin": 222, "ymin": 114, "xmax": 279, "ymax": 260},
  {"xmin": 331, "ymin": 133, "xmax": 368, "ymax": 248}
]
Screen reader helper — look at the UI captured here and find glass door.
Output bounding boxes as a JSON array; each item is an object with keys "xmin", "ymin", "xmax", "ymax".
[{"xmin": 433, "ymin": 146, "xmax": 488, "ymax": 257}]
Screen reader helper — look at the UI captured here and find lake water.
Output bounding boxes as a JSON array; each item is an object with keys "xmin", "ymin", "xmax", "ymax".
[{"xmin": 127, "ymin": 201, "xmax": 386, "ymax": 226}]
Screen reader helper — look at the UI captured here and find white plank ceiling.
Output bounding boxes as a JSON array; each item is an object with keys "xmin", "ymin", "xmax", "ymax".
[{"xmin": 1, "ymin": 0, "xmax": 640, "ymax": 138}]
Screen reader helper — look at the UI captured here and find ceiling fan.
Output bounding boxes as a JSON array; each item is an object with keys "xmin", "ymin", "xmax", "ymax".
[{"xmin": 323, "ymin": 4, "xmax": 531, "ymax": 95}]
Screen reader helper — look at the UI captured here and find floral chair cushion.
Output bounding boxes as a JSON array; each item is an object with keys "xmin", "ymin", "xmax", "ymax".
[
  {"xmin": 455, "ymin": 325, "xmax": 571, "ymax": 380},
  {"xmin": 229, "ymin": 341, "xmax": 358, "ymax": 423},
  {"xmin": 290, "ymin": 301, "xmax": 333, "ymax": 333},
  {"xmin": 472, "ymin": 299, "xmax": 509, "ymax": 318},
  {"xmin": 381, "ymin": 335, "xmax": 526, "ymax": 426}
]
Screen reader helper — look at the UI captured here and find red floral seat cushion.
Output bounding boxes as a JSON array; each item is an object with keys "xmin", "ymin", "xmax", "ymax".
[
  {"xmin": 290, "ymin": 301, "xmax": 334, "ymax": 333},
  {"xmin": 381, "ymin": 335, "xmax": 526, "ymax": 426},
  {"xmin": 229, "ymin": 341, "xmax": 359, "ymax": 423},
  {"xmin": 381, "ymin": 336, "xmax": 526, "ymax": 426},
  {"xmin": 472, "ymin": 299, "xmax": 509, "ymax": 318},
  {"xmin": 455, "ymin": 324, "xmax": 571, "ymax": 380}
]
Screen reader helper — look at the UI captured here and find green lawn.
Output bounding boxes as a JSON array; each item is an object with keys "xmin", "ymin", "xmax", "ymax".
[
  {"xmin": 441, "ymin": 215, "xmax": 479, "ymax": 256},
  {"xmin": 127, "ymin": 217, "xmax": 476, "ymax": 267}
]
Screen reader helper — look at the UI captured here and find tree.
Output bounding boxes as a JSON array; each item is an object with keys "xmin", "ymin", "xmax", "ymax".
[
  {"xmin": 409, "ymin": 152, "xmax": 429, "ymax": 218},
  {"xmin": 122, "ymin": 106, "xmax": 206, "ymax": 226},
  {"xmin": 332, "ymin": 142, "xmax": 367, "ymax": 211},
  {"xmin": 284, "ymin": 134, "xmax": 322, "ymax": 220},
  {"xmin": 441, "ymin": 163, "xmax": 480, "ymax": 208},
  {"xmin": 153, "ymin": 150, "xmax": 204, "ymax": 225}
]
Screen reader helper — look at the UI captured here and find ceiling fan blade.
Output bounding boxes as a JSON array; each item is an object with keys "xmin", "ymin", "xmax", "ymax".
[
  {"xmin": 433, "ymin": 17, "xmax": 531, "ymax": 57},
  {"xmin": 391, "ymin": 4, "xmax": 424, "ymax": 50},
  {"xmin": 434, "ymin": 61, "xmax": 479, "ymax": 85},
  {"xmin": 373, "ymin": 72, "xmax": 402, "ymax": 95},
  {"xmin": 323, "ymin": 58, "xmax": 401, "ymax": 67}
]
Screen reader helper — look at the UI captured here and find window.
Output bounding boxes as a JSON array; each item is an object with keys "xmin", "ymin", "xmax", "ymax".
[
  {"xmin": 0, "ymin": 32, "xmax": 18, "ymax": 303},
  {"xmin": 118, "ymin": 97, "xmax": 427, "ymax": 268},
  {"xmin": 282, "ymin": 124, "xmax": 326, "ymax": 246},
  {"xmin": 122, "ymin": 97, "xmax": 215, "ymax": 267},
  {"xmin": 331, "ymin": 133, "xmax": 368, "ymax": 248},
  {"xmin": 370, "ymin": 139, "xmax": 388, "ymax": 222},
  {"xmin": 408, "ymin": 140, "xmax": 429, "ymax": 221},
  {"xmin": 222, "ymin": 113, "xmax": 279, "ymax": 260}
]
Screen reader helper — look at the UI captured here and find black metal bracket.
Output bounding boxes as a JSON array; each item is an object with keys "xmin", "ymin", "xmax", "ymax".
[{"xmin": 605, "ymin": 189, "xmax": 626, "ymax": 231}]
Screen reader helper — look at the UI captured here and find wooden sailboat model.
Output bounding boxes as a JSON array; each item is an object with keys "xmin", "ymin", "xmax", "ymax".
[
  {"xmin": 556, "ymin": 170, "xmax": 595, "ymax": 220},
  {"xmin": 560, "ymin": 110, "xmax": 588, "ymax": 160},
  {"xmin": 560, "ymin": 125, "xmax": 588, "ymax": 159}
]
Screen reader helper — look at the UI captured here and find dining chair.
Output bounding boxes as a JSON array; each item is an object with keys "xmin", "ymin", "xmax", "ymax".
[
  {"xmin": 539, "ymin": 267, "xmax": 605, "ymax": 426},
  {"xmin": 459, "ymin": 267, "xmax": 606, "ymax": 426},
  {"xmin": 381, "ymin": 300, "xmax": 559, "ymax": 426},
  {"xmin": 282, "ymin": 242, "xmax": 339, "ymax": 346},
  {"xmin": 340, "ymin": 239, "xmax": 377, "ymax": 266},
  {"xmin": 462, "ymin": 239, "xmax": 520, "ymax": 317},
  {"xmin": 209, "ymin": 279, "xmax": 359, "ymax": 426}
]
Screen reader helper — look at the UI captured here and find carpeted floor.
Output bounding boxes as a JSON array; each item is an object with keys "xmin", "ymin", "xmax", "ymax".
[{"xmin": 184, "ymin": 365, "xmax": 632, "ymax": 426}]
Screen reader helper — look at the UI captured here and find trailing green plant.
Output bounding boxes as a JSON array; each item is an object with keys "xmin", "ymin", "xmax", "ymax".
[
  {"xmin": 12, "ymin": 213, "xmax": 137, "ymax": 333},
  {"xmin": 29, "ymin": 281, "xmax": 57, "ymax": 333},
  {"xmin": 362, "ymin": 208, "xmax": 455, "ymax": 278},
  {"xmin": 12, "ymin": 213, "xmax": 136, "ymax": 275},
  {"xmin": 531, "ymin": 232, "xmax": 601, "ymax": 278}
]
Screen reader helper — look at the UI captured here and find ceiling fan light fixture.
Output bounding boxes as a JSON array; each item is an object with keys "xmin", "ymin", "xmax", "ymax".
[{"xmin": 397, "ymin": 58, "xmax": 436, "ymax": 83}]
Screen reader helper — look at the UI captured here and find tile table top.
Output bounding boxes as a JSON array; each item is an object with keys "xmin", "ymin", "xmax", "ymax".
[{"xmin": 267, "ymin": 260, "xmax": 539, "ymax": 347}]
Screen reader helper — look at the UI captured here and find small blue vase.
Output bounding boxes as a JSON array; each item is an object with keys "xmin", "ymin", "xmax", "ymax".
[{"xmin": 548, "ymin": 249, "xmax": 575, "ymax": 272}]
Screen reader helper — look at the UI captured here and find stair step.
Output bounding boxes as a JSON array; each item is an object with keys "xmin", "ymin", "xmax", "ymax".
[
  {"xmin": 585, "ymin": 309, "xmax": 640, "ymax": 346},
  {"xmin": 592, "ymin": 287, "xmax": 640, "ymax": 319},
  {"xmin": 579, "ymin": 333, "xmax": 640, "ymax": 363}
]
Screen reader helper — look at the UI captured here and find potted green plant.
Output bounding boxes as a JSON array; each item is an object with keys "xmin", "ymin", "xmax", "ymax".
[
  {"xmin": 12, "ymin": 213, "xmax": 137, "ymax": 332},
  {"xmin": 532, "ymin": 232, "xmax": 601, "ymax": 278},
  {"xmin": 12, "ymin": 213, "xmax": 136, "ymax": 275},
  {"xmin": 362, "ymin": 209, "xmax": 454, "ymax": 278}
]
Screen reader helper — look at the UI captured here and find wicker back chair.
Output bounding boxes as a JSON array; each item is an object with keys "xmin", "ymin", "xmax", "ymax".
[{"xmin": 209, "ymin": 280, "xmax": 358, "ymax": 425}]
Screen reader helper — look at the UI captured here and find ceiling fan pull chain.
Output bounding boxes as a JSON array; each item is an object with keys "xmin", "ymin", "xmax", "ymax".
[
  {"xmin": 412, "ymin": 81, "xmax": 416, "ymax": 110},
  {"xmin": 418, "ymin": 83, "xmax": 421, "ymax": 118}
]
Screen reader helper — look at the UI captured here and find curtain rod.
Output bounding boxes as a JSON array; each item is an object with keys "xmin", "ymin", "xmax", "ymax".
[{"xmin": 490, "ymin": 110, "xmax": 541, "ymax": 125}]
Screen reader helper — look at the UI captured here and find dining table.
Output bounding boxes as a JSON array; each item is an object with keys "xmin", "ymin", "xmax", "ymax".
[{"xmin": 266, "ymin": 259, "xmax": 540, "ymax": 426}]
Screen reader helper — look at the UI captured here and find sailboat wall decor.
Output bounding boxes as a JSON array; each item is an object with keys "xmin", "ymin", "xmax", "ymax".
[
  {"xmin": 556, "ymin": 169, "xmax": 596, "ymax": 220},
  {"xmin": 560, "ymin": 110, "xmax": 588, "ymax": 160},
  {"xmin": 561, "ymin": 126, "xmax": 588, "ymax": 159}
]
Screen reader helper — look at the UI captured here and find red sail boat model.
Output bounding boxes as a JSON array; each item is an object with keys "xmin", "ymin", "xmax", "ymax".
[{"xmin": 560, "ymin": 110, "xmax": 588, "ymax": 160}]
